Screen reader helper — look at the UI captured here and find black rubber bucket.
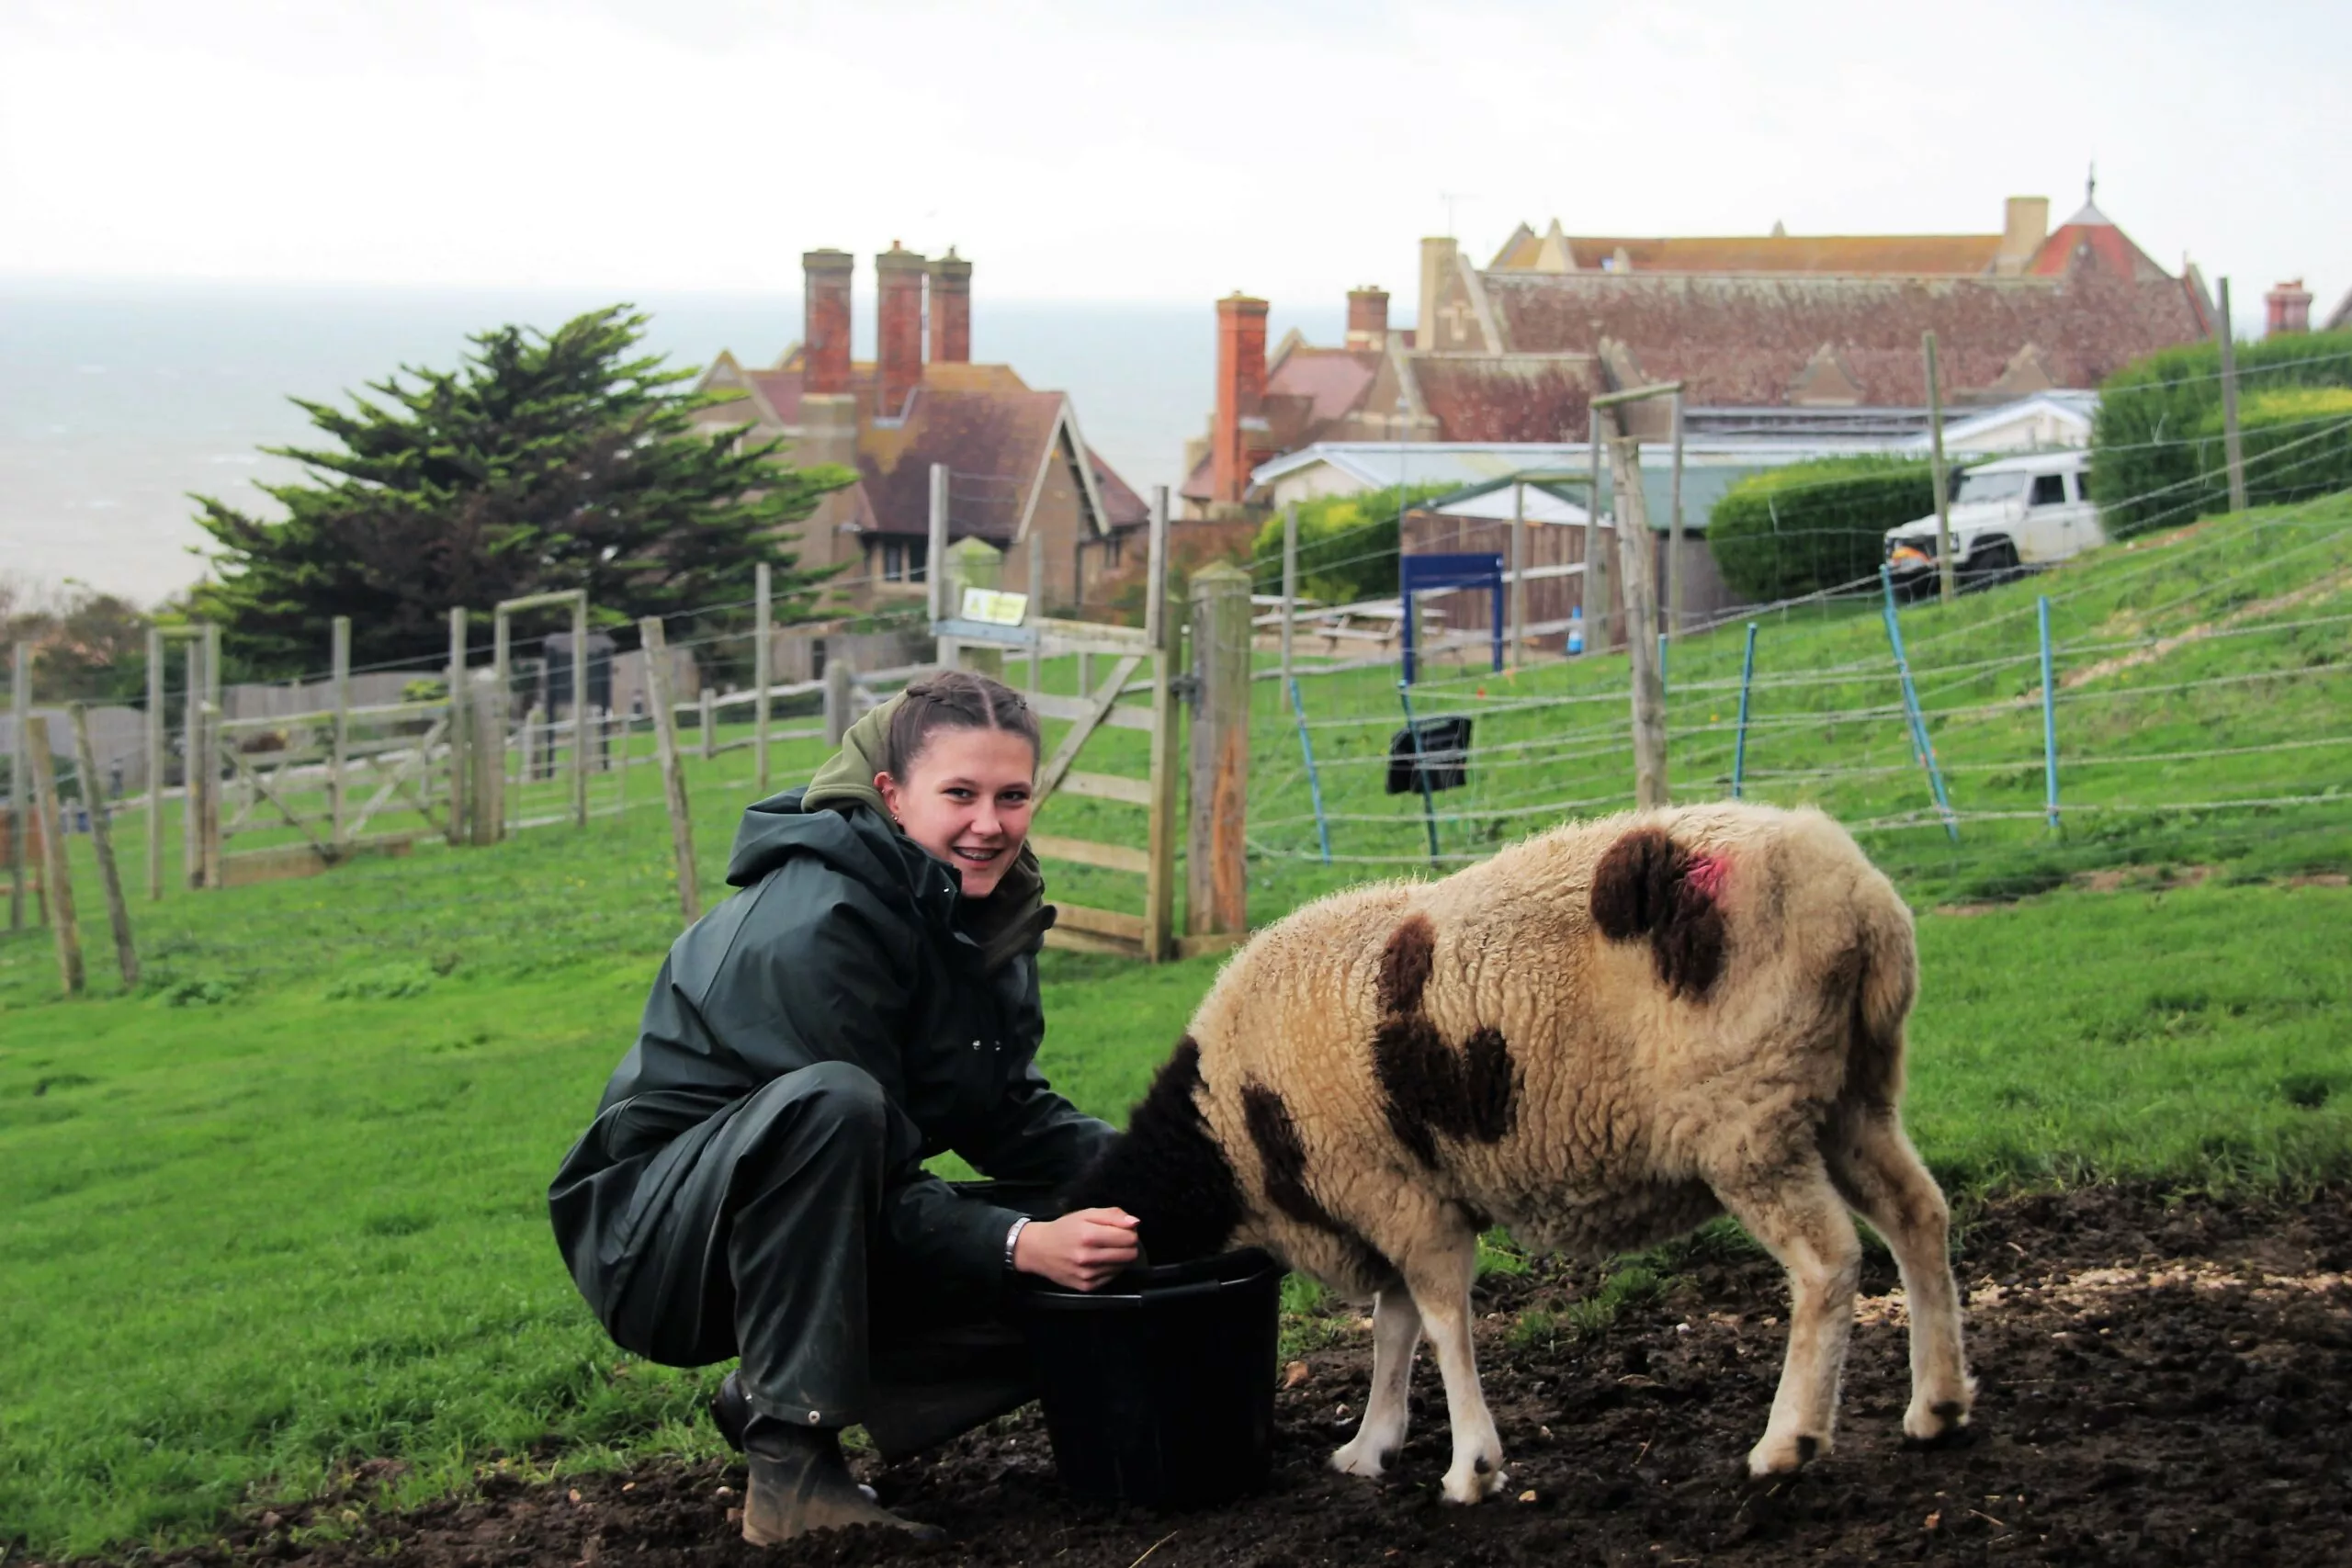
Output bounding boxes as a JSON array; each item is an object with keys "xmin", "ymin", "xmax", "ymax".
[{"xmin": 1015, "ymin": 1247, "xmax": 1283, "ymax": 1506}]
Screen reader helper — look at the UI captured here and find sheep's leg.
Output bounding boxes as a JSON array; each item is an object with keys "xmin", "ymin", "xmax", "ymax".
[
  {"xmin": 1330, "ymin": 1287, "xmax": 1421, "ymax": 1479},
  {"xmin": 1396, "ymin": 1230, "xmax": 1506, "ymax": 1504},
  {"xmin": 1710, "ymin": 1160, "xmax": 1861, "ymax": 1478},
  {"xmin": 1822, "ymin": 1108, "xmax": 1974, "ymax": 1443}
]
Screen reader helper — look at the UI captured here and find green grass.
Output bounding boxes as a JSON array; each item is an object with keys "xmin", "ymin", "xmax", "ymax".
[{"xmin": 2, "ymin": 497, "xmax": 2350, "ymax": 1554}]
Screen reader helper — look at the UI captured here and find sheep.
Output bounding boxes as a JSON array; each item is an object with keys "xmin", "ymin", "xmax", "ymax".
[{"xmin": 1065, "ymin": 802, "xmax": 1973, "ymax": 1504}]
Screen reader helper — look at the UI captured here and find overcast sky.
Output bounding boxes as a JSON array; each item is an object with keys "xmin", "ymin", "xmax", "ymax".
[{"xmin": 3, "ymin": 0, "xmax": 2346, "ymax": 320}]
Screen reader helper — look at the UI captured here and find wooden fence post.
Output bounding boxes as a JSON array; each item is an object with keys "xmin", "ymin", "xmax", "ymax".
[
  {"xmin": 469, "ymin": 669, "xmax": 504, "ymax": 845},
  {"xmin": 1027, "ymin": 528, "xmax": 1046, "ymax": 693},
  {"xmin": 69, "ymin": 704, "xmax": 137, "ymax": 988},
  {"xmin": 1142, "ymin": 486, "xmax": 1178, "ymax": 962},
  {"xmin": 823, "ymin": 655, "xmax": 855, "ymax": 746},
  {"xmin": 1280, "ymin": 502, "xmax": 1298, "ymax": 691},
  {"xmin": 9, "ymin": 640, "xmax": 27, "ymax": 931},
  {"xmin": 1186, "ymin": 560, "xmax": 1251, "ymax": 940},
  {"xmin": 1508, "ymin": 480, "xmax": 1526, "ymax": 669},
  {"xmin": 199, "ymin": 701, "xmax": 223, "ymax": 887},
  {"xmin": 2216, "ymin": 277, "xmax": 2248, "ymax": 513},
  {"xmin": 1605, "ymin": 435, "xmax": 1670, "ymax": 808},
  {"xmin": 181, "ymin": 636, "xmax": 202, "ymax": 888},
  {"xmin": 699, "ymin": 685, "xmax": 717, "ymax": 761},
  {"xmin": 26, "ymin": 717, "xmax": 83, "ymax": 996},
  {"xmin": 330, "ymin": 615, "xmax": 350, "ymax": 848},
  {"xmin": 640, "ymin": 619, "xmax": 700, "ymax": 927},
  {"xmin": 753, "ymin": 561, "xmax": 773, "ymax": 793},
  {"xmin": 1585, "ymin": 412, "xmax": 1611, "ymax": 649},
  {"xmin": 570, "ymin": 593, "xmax": 590, "ymax": 829},
  {"xmin": 446, "ymin": 608, "xmax": 469, "ymax": 848},
  {"xmin": 1924, "ymin": 331, "xmax": 1956, "ymax": 606},
  {"xmin": 928, "ymin": 462, "xmax": 956, "ymax": 670},
  {"xmin": 1668, "ymin": 389, "xmax": 1686, "ymax": 635},
  {"xmin": 144, "ymin": 626, "xmax": 164, "ymax": 900}
]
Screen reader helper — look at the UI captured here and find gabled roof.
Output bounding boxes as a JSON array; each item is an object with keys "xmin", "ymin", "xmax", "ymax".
[
  {"xmin": 689, "ymin": 354, "xmax": 1140, "ymax": 544},
  {"xmin": 2027, "ymin": 200, "xmax": 2171, "ymax": 283},
  {"xmin": 2327, "ymin": 287, "xmax": 2352, "ymax": 334}
]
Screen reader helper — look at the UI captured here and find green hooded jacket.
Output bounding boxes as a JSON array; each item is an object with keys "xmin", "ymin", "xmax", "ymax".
[{"xmin": 548, "ymin": 697, "xmax": 1114, "ymax": 1310}]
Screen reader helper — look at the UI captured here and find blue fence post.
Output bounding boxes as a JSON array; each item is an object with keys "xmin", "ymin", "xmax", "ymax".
[
  {"xmin": 2038, "ymin": 595, "xmax": 2060, "ymax": 831},
  {"xmin": 1879, "ymin": 567, "xmax": 1960, "ymax": 842},
  {"xmin": 1401, "ymin": 588, "xmax": 1418, "ymax": 685},
  {"xmin": 1289, "ymin": 676, "xmax": 1332, "ymax": 865},
  {"xmin": 1731, "ymin": 621, "xmax": 1758, "ymax": 800},
  {"xmin": 1396, "ymin": 680, "xmax": 1442, "ymax": 864}
]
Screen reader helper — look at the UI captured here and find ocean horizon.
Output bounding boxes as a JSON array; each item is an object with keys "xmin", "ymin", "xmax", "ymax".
[{"xmin": 0, "ymin": 276, "xmax": 1347, "ymax": 606}]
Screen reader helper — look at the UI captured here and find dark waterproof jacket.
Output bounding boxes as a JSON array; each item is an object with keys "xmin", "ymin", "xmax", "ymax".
[{"xmin": 548, "ymin": 774, "xmax": 1115, "ymax": 1314}]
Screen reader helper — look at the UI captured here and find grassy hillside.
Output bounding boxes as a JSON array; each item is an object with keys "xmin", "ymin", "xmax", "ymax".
[{"xmin": 2, "ymin": 494, "xmax": 2349, "ymax": 1553}]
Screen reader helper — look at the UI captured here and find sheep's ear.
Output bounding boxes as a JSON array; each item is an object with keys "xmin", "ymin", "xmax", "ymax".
[{"xmin": 1591, "ymin": 826, "xmax": 1681, "ymax": 938}]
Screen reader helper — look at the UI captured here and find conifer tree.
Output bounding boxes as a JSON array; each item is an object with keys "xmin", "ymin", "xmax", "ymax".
[{"xmin": 192, "ymin": 306, "xmax": 852, "ymax": 670}]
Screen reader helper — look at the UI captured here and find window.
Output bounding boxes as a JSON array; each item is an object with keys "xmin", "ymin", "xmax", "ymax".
[
  {"xmin": 2030, "ymin": 474, "xmax": 2067, "ymax": 507},
  {"xmin": 1954, "ymin": 470, "xmax": 2030, "ymax": 505},
  {"xmin": 878, "ymin": 539, "xmax": 931, "ymax": 583}
]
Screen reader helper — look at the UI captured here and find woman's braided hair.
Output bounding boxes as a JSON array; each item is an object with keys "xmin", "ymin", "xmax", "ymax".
[{"xmin": 884, "ymin": 669, "xmax": 1042, "ymax": 782}]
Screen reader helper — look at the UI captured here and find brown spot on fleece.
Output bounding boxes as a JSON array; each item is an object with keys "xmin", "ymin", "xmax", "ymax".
[{"xmin": 1590, "ymin": 826, "xmax": 1728, "ymax": 998}]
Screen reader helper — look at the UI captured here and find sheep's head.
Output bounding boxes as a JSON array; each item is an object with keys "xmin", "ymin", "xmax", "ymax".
[
  {"xmin": 1059, "ymin": 1037, "xmax": 1245, "ymax": 1265},
  {"xmin": 1590, "ymin": 827, "xmax": 1728, "ymax": 998}
]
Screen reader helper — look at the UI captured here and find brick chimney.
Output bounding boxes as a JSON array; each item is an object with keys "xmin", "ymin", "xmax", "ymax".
[
  {"xmin": 1346, "ymin": 287, "xmax": 1389, "ymax": 351},
  {"xmin": 2267, "ymin": 278, "xmax": 2313, "ymax": 336},
  {"xmin": 802, "ymin": 248, "xmax": 854, "ymax": 396},
  {"xmin": 930, "ymin": 248, "xmax": 972, "ymax": 364},
  {"xmin": 876, "ymin": 242, "xmax": 928, "ymax": 418},
  {"xmin": 1212, "ymin": 293, "xmax": 1270, "ymax": 507}
]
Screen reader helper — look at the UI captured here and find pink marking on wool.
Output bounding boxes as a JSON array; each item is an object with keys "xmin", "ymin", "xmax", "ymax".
[{"xmin": 1684, "ymin": 852, "xmax": 1730, "ymax": 900}]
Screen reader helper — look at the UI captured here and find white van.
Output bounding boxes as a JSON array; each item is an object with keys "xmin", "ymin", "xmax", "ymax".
[{"xmin": 1884, "ymin": 449, "xmax": 2102, "ymax": 589}]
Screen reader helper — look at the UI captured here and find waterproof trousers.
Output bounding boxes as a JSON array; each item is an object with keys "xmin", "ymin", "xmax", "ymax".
[{"xmin": 582, "ymin": 1060, "xmax": 1046, "ymax": 1457}]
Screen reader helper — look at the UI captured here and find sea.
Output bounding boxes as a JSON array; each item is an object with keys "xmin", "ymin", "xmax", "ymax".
[{"xmin": 0, "ymin": 277, "xmax": 1344, "ymax": 607}]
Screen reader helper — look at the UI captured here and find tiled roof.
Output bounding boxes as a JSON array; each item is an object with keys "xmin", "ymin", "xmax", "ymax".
[
  {"xmin": 1267, "ymin": 346, "xmax": 1383, "ymax": 427},
  {"xmin": 858, "ymin": 387, "xmax": 1067, "ymax": 540},
  {"xmin": 1409, "ymin": 355, "xmax": 1597, "ymax": 443},
  {"xmin": 1527, "ymin": 233, "xmax": 2009, "ymax": 276},
  {"xmin": 694, "ymin": 355, "xmax": 1139, "ymax": 542},
  {"xmin": 1486, "ymin": 267, "xmax": 2206, "ymax": 406}
]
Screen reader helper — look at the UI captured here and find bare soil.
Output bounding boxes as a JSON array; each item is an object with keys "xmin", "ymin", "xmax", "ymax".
[{"xmin": 65, "ymin": 1188, "xmax": 2352, "ymax": 1568}]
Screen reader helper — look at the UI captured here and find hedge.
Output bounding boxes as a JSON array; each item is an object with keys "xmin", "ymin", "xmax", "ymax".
[
  {"xmin": 1247, "ymin": 482, "xmax": 1458, "ymax": 606},
  {"xmin": 2198, "ymin": 387, "xmax": 2352, "ymax": 509},
  {"xmin": 2087, "ymin": 328, "xmax": 2352, "ymax": 538},
  {"xmin": 1706, "ymin": 457, "xmax": 1939, "ymax": 603}
]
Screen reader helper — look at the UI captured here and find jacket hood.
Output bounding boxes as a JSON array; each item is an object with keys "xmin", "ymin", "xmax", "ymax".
[{"xmin": 728, "ymin": 691, "xmax": 1052, "ymax": 971}]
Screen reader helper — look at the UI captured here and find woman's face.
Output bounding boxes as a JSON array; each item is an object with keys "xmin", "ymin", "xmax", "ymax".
[{"xmin": 876, "ymin": 726, "xmax": 1038, "ymax": 899}]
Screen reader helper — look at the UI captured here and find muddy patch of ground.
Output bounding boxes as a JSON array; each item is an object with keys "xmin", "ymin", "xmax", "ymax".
[{"xmin": 61, "ymin": 1188, "xmax": 2352, "ymax": 1568}]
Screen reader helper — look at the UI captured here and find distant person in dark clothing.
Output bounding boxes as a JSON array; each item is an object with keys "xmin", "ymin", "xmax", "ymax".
[{"xmin": 549, "ymin": 671, "xmax": 1139, "ymax": 1543}]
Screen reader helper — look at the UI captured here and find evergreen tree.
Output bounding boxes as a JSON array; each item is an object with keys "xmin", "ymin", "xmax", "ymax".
[{"xmin": 191, "ymin": 306, "xmax": 853, "ymax": 671}]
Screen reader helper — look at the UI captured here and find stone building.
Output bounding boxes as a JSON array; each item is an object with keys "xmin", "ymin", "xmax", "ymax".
[
  {"xmin": 691, "ymin": 245, "xmax": 1148, "ymax": 613},
  {"xmin": 1182, "ymin": 190, "xmax": 2215, "ymax": 517}
]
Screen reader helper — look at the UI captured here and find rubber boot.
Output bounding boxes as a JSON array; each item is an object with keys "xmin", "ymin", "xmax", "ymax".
[{"xmin": 741, "ymin": 1423, "xmax": 944, "ymax": 1546}]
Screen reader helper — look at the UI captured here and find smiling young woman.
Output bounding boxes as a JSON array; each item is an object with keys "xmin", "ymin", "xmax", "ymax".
[{"xmin": 548, "ymin": 670, "xmax": 1138, "ymax": 1545}]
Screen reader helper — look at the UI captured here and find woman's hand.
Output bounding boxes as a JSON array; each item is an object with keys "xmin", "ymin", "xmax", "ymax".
[{"xmin": 1013, "ymin": 1208, "xmax": 1141, "ymax": 1292}]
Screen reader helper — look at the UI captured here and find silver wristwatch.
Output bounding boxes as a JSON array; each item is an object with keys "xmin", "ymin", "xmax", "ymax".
[{"xmin": 1003, "ymin": 1215, "xmax": 1032, "ymax": 1272}]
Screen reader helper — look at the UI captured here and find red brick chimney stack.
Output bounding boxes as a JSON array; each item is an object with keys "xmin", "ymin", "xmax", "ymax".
[
  {"xmin": 2267, "ymin": 278, "xmax": 2313, "ymax": 336},
  {"xmin": 1212, "ymin": 292, "xmax": 1271, "ymax": 507},
  {"xmin": 802, "ymin": 248, "xmax": 854, "ymax": 397},
  {"xmin": 876, "ymin": 241, "xmax": 929, "ymax": 418},
  {"xmin": 1346, "ymin": 287, "xmax": 1390, "ymax": 351},
  {"xmin": 929, "ymin": 248, "xmax": 972, "ymax": 364}
]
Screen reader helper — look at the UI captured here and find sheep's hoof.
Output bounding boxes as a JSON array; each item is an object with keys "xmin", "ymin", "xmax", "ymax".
[
  {"xmin": 1329, "ymin": 1438, "xmax": 1397, "ymax": 1479},
  {"xmin": 1745, "ymin": 1430, "xmax": 1826, "ymax": 1478},
  {"xmin": 1440, "ymin": 1461, "xmax": 1508, "ymax": 1504},
  {"xmin": 1902, "ymin": 1395, "xmax": 1974, "ymax": 1448}
]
